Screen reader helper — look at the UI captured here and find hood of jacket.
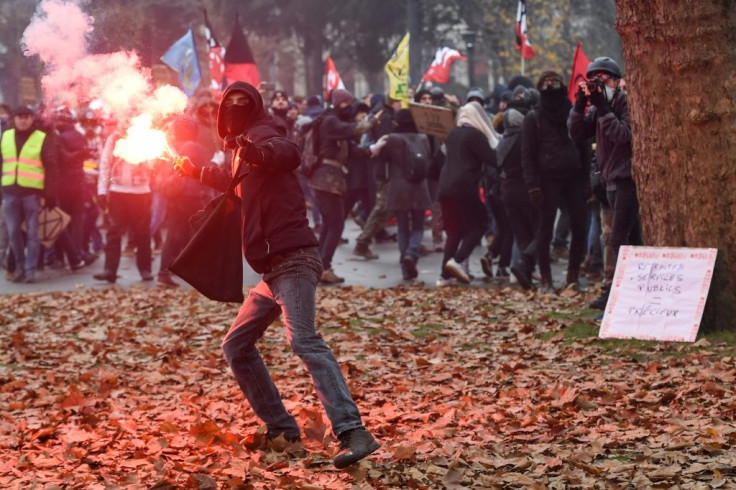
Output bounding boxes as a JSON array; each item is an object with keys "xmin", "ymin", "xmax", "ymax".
[{"xmin": 217, "ymin": 82, "xmax": 266, "ymax": 140}]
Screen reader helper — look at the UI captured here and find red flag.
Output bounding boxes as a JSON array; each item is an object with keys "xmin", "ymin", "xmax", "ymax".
[
  {"xmin": 568, "ymin": 41, "xmax": 590, "ymax": 103},
  {"xmin": 223, "ymin": 14, "xmax": 260, "ymax": 87},
  {"xmin": 421, "ymin": 46, "xmax": 466, "ymax": 84},
  {"xmin": 516, "ymin": 0, "xmax": 535, "ymax": 60},
  {"xmin": 203, "ymin": 9, "xmax": 225, "ymax": 96},
  {"xmin": 324, "ymin": 56, "xmax": 345, "ymax": 101}
]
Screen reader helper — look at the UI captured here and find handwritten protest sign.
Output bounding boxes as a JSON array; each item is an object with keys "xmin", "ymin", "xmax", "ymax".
[
  {"xmin": 409, "ymin": 102, "xmax": 455, "ymax": 140},
  {"xmin": 599, "ymin": 246, "xmax": 717, "ymax": 342}
]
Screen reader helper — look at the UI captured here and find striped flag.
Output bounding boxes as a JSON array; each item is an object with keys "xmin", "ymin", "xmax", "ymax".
[
  {"xmin": 223, "ymin": 14, "xmax": 260, "ymax": 87},
  {"xmin": 516, "ymin": 0, "xmax": 535, "ymax": 60},
  {"xmin": 203, "ymin": 9, "xmax": 225, "ymax": 96},
  {"xmin": 421, "ymin": 46, "xmax": 466, "ymax": 84}
]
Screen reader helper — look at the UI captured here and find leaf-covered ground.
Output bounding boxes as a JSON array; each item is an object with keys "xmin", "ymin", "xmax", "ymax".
[{"xmin": 1, "ymin": 284, "xmax": 734, "ymax": 489}]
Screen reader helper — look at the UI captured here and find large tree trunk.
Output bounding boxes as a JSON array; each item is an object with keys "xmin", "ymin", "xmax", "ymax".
[{"xmin": 615, "ymin": 0, "xmax": 736, "ymax": 332}]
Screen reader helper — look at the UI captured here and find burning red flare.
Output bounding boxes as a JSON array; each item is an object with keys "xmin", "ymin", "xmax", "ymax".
[{"xmin": 113, "ymin": 115, "xmax": 172, "ymax": 164}]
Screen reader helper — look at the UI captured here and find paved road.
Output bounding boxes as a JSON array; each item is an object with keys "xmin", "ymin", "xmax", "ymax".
[{"xmin": 0, "ymin": 219, "xmax": 576, "ymax": 295}]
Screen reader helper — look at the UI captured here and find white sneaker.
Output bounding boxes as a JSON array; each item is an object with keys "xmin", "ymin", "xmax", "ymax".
[
  {"xmin": 435, "ymin": 276, "xmax": 457, "ymax": 287},
  {"xmin": 444, "ymin": 258, "xmax": 471, "ymax": 284}
]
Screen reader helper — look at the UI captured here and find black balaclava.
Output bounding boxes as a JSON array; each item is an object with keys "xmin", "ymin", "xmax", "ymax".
[
  {"xmin": 216, "ymin": 82, "xmax": 265, "ymax": 139},
  {"xmin": 224, "ymin": 103, "xmax": 250, "ymax": 134},
  {"xmin": 539, "ymin": 85, "xmax": 567, "ymax": 113},
  {"xmin": 337, "ymin": 104, "xmax": 354, "ymax": 121}
]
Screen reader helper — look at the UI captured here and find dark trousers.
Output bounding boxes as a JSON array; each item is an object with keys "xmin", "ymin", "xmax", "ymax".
[
  {"xmin": 502, "ymin": 179, "xmax": 539, "ymax": 265},
  {"xmin": 344, "ymin": 187, "xmax": 371, "ymax": 224},
  {"xmin": 606, "ymin": 178, "xmax": 643, "ymax": 278},
  {"xmin": 439, "ymin": 194, "xmax": 488, "ymax": 274},
  {"xmin": 536, "ymin": 177, "xmax": 587, "ymax": 280},
  {"xmin": 313, "ymin": 190, "xmax": 345, "ymax": 270},
  {"xmin": 486, "ymin": 192, "xmax": 513, "ymax": 268},
  {"xmin": 103, "ymin": 192, "xmax": 152, "ymax": 275}
]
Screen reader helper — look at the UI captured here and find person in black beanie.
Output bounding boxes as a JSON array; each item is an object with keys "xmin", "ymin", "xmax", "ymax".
[{"xmin": 521, "ymin": 71, "xmax": 590, "ymax": 291}]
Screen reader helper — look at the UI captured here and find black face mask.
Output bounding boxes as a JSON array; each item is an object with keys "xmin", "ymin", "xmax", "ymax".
[
  {"xmin": 224, "ymin": 104, "xmax": 249, "ymax": 134},
  {"xmin": 539, "ymin": 86, "xmax": 566, "ymax": 111},
  {"xmin": 337, "ymin": 105, "xmax": 354, "ymax": 121}
]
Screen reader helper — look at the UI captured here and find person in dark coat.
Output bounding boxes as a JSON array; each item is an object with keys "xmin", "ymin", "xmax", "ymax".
[
  {"xmin": 155, "ymin": 115, "xmax": 214, "ymax": 288},
  {"xmin": 522, "ymin": 71, "xmax": 590, "ymax": 291},
  {"xmin": 432, "ymin": 101, "xmax": 498, "ymax": 285},
  {"xmin": 174, "ymin": 82, "xmax": 380, "ymax": 468},
  {"xmin": 495, "ymin": 89, "xmax": 539, "ymax": 289},
  {"xmin": 568, "ymin": 56, "xmax": 642, "ymax": 309},
  {"xmin": 308, "ymin": 89, "xmax": 377, "ymax": 283},
  {"xmin": 374, "ymin": 109, "xmax": 432, "ymax": 280}
]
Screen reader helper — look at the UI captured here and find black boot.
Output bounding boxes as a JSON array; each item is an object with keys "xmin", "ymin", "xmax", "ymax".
[
  {"xmin": 589, "ymin": 285, "xmax": 610, "ymax": 310},
  {"xmin": 333, "ymin": 428, "xmax": 380, "ymax": 469},
  {"xmin": 510, "ymin": 254, "xmax": 535, "ymax": 290}
]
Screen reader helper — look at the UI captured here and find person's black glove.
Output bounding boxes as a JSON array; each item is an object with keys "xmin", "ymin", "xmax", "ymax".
[
  {"xmin": 528, "ymin": 188, "xmax": 544, "ymax": 208},
  {"xmin": 43, "ymin": 197, "xmax": 57, "ymax": 210},
  {"xmin": 574, "ymin": 86, "xmax": 588, "ymax": 112},
  {"xmin": 589, "ymin": 87, "xmax": 608, "ymax": 114},
  {"xmin": 236, "ymin": 135, "xmax": 265, "ymax": 165}
]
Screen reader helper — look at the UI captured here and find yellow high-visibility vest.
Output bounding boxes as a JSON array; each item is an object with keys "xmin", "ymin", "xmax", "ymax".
[{"xmin": 1, "ymin": 129, "xmax": 46, "ymax": 190}]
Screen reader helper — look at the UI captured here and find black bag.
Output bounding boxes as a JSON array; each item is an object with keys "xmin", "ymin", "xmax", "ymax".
[
  {"xmin": 399, "ymin": 135, "xmax": 429, "ymax": 183},
  {"xmin": 168, "ymin": 168, "xmax": 248, "ymax": 303}
]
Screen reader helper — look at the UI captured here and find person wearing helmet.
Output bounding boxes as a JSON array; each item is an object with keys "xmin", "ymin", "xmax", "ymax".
[
  {"xmin": 466, "ymin": 88, "xmax": 485, "ymax": 106},
  {"xmin": 568, "ymin": 56, "xmax": 643, "ymax": 309}
]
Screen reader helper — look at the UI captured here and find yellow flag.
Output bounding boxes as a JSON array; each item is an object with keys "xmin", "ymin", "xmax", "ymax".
[{"xmin": 385, "ymin": 33, "xmax": 410, "ymax": 106}]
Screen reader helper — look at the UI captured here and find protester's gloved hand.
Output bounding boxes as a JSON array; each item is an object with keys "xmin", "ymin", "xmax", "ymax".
[
  {"xmin": 574, "ymin": 86, "xmax": 588, "ymax": 112},
  {"xmin": 174, "ymin": 156, "xmax": 200, "ymax": 179},
  {"xmin": 589, "ymin": 86, "xmax": 608, "ymax": 113},
  {"xmin": 236, "ymin": 135, "xmax": 265, "ymax": 165},
  {"xmin": 528, "ymin": 188, "xmax": 544, "ymax": 208},
  {"xmin": 223, "ymin": 135, "xmax": 238, "ymax": 150}
]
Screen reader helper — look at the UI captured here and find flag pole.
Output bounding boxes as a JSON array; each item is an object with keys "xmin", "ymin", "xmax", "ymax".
[{"xmin": 521, "ymin": 53, "xmax": 525, "ymax": 76}]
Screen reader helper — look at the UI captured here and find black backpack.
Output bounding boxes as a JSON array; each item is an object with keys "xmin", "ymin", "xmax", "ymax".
[
  {"xmin": 298, "ymin": 115, "xmax": 325, "ymax": 178},
  {"xmin": 398, "ymin": 134, "xmax": 429, "ymax": 183}
]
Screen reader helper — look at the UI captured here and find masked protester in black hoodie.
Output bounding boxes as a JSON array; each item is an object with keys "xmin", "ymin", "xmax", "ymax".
[
  {"xmin": 521, "ymin": 71, "xmax": 590, "ymax": 291},
  {"xmin": 175, "ymin": 82, "xmax": 380, "ymax": 468}
]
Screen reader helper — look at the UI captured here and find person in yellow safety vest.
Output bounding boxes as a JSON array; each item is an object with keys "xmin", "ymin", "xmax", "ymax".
[{"xmin": 0, "ymin": 106, "xmax": 59, "ymax": 283}]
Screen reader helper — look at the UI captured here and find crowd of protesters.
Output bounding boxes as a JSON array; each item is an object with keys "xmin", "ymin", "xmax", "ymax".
[{"xmin": 0, "ymin": 55, "xmax": 640, "ymax": 309}]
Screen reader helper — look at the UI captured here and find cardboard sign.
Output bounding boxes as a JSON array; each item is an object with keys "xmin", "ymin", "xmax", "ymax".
[
  {"xmin": 599, "ymin": 246, "xmax": 718, "ymax": 342},
  {"xmin": 408, "ymin": 102, "xmax": 455, "ymax": 140},
  {"xmin": 21, "ymin": 206, "xmax": 72, "ymax": 248}
]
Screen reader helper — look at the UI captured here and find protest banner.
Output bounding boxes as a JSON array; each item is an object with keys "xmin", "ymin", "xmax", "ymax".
[
  {"xmin": 408, "ymin": 102, "xmax": 455, "ymax": 140},
  {"xmin": 599, "ymin": 246, "xmax": 718, "ymax": 342}
]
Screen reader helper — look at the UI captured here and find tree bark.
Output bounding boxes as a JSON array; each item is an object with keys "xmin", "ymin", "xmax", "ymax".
[{"xmin": 614, "ymin": 0, "xmax": 736, "ymax": 332}]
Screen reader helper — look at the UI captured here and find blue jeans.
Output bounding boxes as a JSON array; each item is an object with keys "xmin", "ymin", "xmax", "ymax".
[
  {"xmin": 222, "ymin": 247, "xmax": 364, "ymax": 437},
  {"xmin": 2, "ymin": 193, "xmax": 41, "ymax": 274},
  {"xmin": 396, "ymin": 209, "xmax": 424, "ymax": 263}
]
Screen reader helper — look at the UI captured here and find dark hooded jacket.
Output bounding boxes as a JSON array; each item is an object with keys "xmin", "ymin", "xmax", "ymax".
[
  {"xmin": 567, "ymin": 89, "xmax": 632, "ymax": 188},
  {"xmin": 199, "ymin": 82, "xmax": 318, "ymax": 273}
]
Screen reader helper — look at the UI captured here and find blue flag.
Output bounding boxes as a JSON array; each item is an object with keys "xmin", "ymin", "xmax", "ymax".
[{"xmin": 161, "ymin": 28, "xmax": 202, "ymax": 96}]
